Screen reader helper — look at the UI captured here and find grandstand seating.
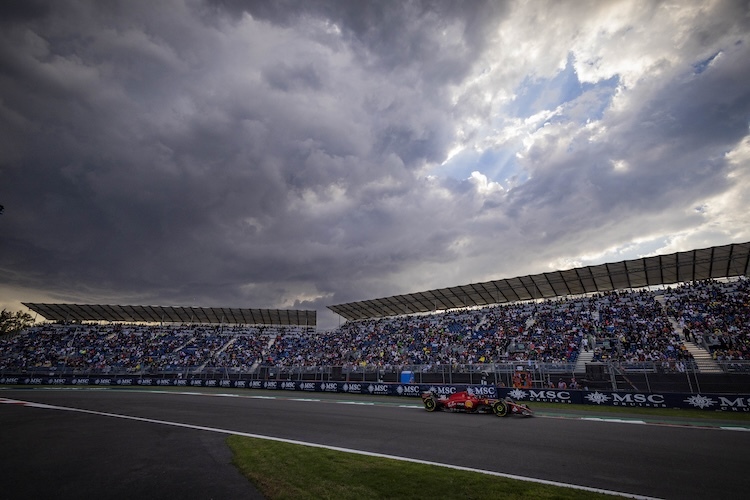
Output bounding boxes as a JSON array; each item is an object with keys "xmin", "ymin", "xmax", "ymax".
[
  {"xmin": 663, "ymin": 279, "xmax": 750, "ymax": 365},
  {"xmin": 2, "ymin": 278, "xmax": 748, "ymax": 380}
]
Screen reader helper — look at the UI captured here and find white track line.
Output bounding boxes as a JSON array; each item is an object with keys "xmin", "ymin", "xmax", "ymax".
[
  {"xmin": 582, "ymin": 417, "xmax": 647, "ymax": 425},
  {"xmin": 1, "ymin": 397, "xmax": 659, "ymax": 499}
]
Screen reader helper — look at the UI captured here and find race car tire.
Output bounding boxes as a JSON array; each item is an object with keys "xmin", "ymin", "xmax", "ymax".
[
  {"xmin": 424, "ymin": 395, "xmax": 438, "ymax": 412},
  {"xmin": 492, "ymin": 400, "xmax": 508, "ymax": 417}
]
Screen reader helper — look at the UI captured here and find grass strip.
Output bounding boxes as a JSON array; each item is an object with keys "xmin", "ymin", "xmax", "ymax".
[{"xmin": 227, "ymin": 435, "xmax": 620, "ymax": 500}]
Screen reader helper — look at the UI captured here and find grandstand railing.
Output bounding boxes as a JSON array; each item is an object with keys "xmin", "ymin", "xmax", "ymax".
[
  {"xmin": 4, "ymin": 360, "xmax": 750, "ymax": 394},
  {"xmin": 6, "ymin": 359, "xmax": 737, "ymax": 381},
  {"xmin": 719, "ymin": 360, "xmax": 750, "ymax": 373}
]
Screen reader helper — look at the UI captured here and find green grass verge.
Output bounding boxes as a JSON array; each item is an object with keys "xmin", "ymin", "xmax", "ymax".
[{"xmin": 227, "ymin": 435, "xmax": 618, "ymax": 500}]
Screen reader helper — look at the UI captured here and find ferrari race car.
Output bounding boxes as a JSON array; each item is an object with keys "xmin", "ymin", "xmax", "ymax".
[{"xmin": 421, "ymin": 390, "xmax": 533, "ymax": 417}]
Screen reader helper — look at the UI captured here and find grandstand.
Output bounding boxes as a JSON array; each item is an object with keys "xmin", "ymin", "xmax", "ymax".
[
  {"xmin": 2, "ymin": 242, "xmax": 749, "ymax": 393},
  {"xmin": 20, "ymin": 304, "xmax": 316, "ymax": 327},
  {"xmin": 327, "ymin": 241, "xmax": 750, "ymax": 320}
]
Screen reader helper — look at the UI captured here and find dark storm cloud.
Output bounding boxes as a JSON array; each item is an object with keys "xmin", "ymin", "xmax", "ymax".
[
  {"xmin": 262, "ymin": 62, "xmax": 323, "ymax": 92},
  {"xmin": 1, "ymin": 0, "xmax": 461, "ymax": 315},
  {"xmin": 0, "ymin": 0, "xmax": 50, "ymax": 24},
  {"xmin": 210, "ymin": 0, "xmax": 505, "ymax": 78},
  {"xmin": 0, "ymin": 1, "xmax": 748, "ymax": 327}
]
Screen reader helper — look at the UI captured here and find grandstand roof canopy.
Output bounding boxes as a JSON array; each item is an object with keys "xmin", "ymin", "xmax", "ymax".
[
  {"xmin": 328, "ymin": 241, "xmax": 750, "ymax": 322},
  {"xmin": 21, "ymin": 304, "xmax": 316, "ymax": 326}
]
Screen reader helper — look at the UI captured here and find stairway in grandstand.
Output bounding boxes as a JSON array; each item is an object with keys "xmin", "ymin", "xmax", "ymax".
[
  {"xmin": 573, "ymin": 303, "xmax": 597, "ymax": 373},
  {"xmin": 197, "ymin": 337, "xmax": 238, "ymax": 372},
  {"xmin": 574, "ymin": 349, "xmax": 594, "ymax": 373},
  {"xmin": 684, "ymin": 342, "xmax": 723, "ymax": 374},
  {"xmin": 654, "ymin": 295, "xmax": 723, "ymax": 374},
  {"xmin": 250, "ymin": 335, "xmax": 277, "ymax": 372}
]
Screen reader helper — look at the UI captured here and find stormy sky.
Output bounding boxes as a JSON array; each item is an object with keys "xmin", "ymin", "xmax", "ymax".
[{"xmin": 1, "ymin": 0, "xmax": 748, "ymax": 329}]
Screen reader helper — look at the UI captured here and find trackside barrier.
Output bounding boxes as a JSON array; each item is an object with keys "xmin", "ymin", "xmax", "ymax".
[
  {"xmin": 0, "ymin": 375, "xmax": 496, "ymax": 397},
  {"xmin": 495, "ymin": 387, "xmax": 750, "ymax": 412},
  {"xmin": 2, "ymin": 375, "xmax": 748, "ymax": 412}
]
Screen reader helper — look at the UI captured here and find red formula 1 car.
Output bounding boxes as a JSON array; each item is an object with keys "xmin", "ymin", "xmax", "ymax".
[{"xmin": 421, "ymin": 390, "xmax": 533, "ymax": 417}]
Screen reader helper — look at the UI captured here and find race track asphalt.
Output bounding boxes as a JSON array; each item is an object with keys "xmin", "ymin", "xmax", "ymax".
[{"xmin": 1, "ymin": 387, "xmax": 748, "ymax": 499}]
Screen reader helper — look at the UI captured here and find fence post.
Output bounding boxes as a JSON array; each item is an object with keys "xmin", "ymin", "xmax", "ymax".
[
  {"xmin": 609, "ymin": 363, "xmax": 618, "ymax": 391},
  {"xmin": 692, "ymin": 363, "xmax": 701, "ymax": 393},
  {"xmin": 684, "ymin": 364, "xmax": 694, "ymax": 393}
]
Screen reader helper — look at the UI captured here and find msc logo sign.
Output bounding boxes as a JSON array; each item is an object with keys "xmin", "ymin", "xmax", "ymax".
[
  {"xmin": 468, "ymin": 386, "xmax": 496, "ymax": 397},
  {"xmin": 428, "ymin": 386, "xmax": 457, "ymax": 396},
  {"xmin": 718, "ymin": 397, "xmax": 750, "ymax": 412},
  {"xmin": 398, "ymin": 385, "xmax": 421, "ymax": 396},
  {"xmin": 368, "ymin": 384, "xmax": 389, "ymax": 395},
  {"xmin": 612, "ymin": 393, "xmax": 666, "ymax": 407},
  {"xmin": 528, "ymin": 390, "xmax": 571, "ymax": 403}
]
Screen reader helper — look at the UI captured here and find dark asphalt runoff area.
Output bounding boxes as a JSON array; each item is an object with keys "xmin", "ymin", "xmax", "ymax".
[{"xmin": 1, "ymin": 387, "xmax": 749, "ymax": 499}]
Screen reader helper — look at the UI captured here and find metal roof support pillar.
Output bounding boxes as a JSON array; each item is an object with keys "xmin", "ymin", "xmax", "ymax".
[
  {"xmin": 722, "ymin": 245, "xmax": 730, "ymax": 277},
  {"xmin": 692, "ymin": 249, "xmax": 698, "ymax": 282}
]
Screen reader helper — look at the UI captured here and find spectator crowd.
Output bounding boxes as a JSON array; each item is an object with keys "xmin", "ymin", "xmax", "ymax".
[
  {"xmin": 663, "ymin": 279, "xmax": 750, "ymax": 365},
  {"xmin": 1, "ymin": 278, "xmax": 747, "ymax": 376}
]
